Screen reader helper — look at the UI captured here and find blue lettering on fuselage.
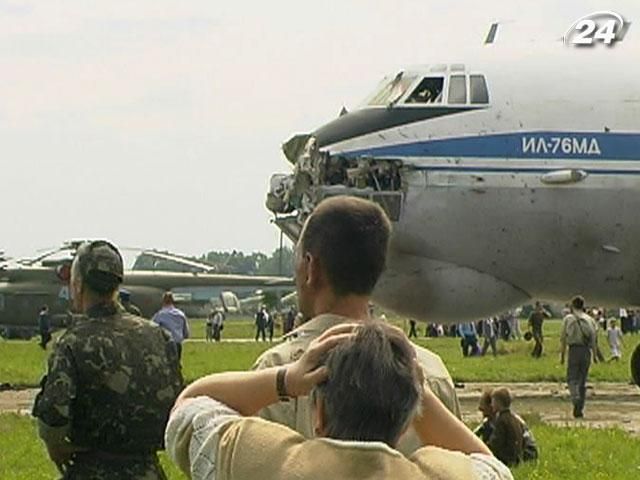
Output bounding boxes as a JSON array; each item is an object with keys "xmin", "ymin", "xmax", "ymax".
[{"xmin": 340, "ymin": 131, "xmax": 640, "ymax": 160}]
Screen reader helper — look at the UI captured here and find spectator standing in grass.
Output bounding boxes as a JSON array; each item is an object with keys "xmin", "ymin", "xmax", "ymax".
[
  {"xmin": 481, "ymin": 317, "xmax": 498, "ymax": 357},
  {"xmin": 560, "ymin": 295, "xmax": 598, "ymax": 418},
  {"xmin": 212, "ymin": 307, "xmax": 225, "ymax": 342},
  {"xmin": 255, "ymin": 306, "xmax": 268, "ymax": 342},
  {"xmin": 607, "ymin": 318, "xmax": 623, "ymax": 361},
  {"xmin": 459, "ymin": 322, "xmax": 480, "ymax": 357},
  {"xmin": 408, "ymin": 318, "xmax": 418, "ymax": 338},
  {"xmin": 38, "ymin": 305, "xmax": 52, "ymax": 350},
  {"xmin": 528, "ymin": 301, "xmax": 551, "ymax": 358},
  {"xmin": 152, "ymin": 292, "xmax": 190, "ymax": 360}
]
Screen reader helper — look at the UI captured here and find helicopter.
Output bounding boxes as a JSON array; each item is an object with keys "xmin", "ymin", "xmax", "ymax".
[{"xmin": 0, "ymin": 240, "xmax": 293, "ymax": 339}]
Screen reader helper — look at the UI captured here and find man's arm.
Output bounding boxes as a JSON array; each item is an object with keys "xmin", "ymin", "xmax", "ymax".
[
  {"xmin": 32, "ymin": 338, "xmax": 87, "ymax": 471},
  {"xmin": 183, "ymin": 314, "xmax": 190, "ymax": 340},
  {"xmin": 174, "ymin": 324, "xmax": 354, "ymax": 415}
]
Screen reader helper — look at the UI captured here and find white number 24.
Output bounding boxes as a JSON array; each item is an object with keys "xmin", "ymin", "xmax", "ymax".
[{"xmin": 573, "ymin": 19, "xmax": 617, "ymax": 45}]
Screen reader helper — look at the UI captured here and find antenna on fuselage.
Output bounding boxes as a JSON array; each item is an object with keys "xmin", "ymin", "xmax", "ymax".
[{"xmin": 485, "ymin": 22, "xmax": 499, "ymax": 44}]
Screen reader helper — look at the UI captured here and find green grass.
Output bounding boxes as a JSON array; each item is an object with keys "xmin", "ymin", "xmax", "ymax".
[
  {"xmin": 2, "ymin": 319, "xmax": 638, "ymax": 386},
  {"xmin": 3, "ymin": 413, "xmax": 639, "ymax": 479},
  {"xmin": 409, "ymin": 319, "xmax": 640, "ymax": 383}
]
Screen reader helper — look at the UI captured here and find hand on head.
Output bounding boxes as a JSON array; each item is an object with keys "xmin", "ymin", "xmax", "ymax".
[{"xmin": 285, "ymin": 323, "xmax": 358, "ymax": 397}]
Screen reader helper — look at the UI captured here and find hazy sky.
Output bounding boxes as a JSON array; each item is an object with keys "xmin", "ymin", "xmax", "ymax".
[{"xmin": 1, "ymin": 0, "xmax": 633, "ymax": 259}]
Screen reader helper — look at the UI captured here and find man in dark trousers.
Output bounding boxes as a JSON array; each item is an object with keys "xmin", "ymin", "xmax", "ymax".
[
  {"xmin": 255, "ymin": 306, "xmax": 267, "ymax": 342},
  {"xmin": 528, "ymin": 301, "xmax": 551, "ymax": 358},
  {"xmin": 408, "ymin": 319, "xmax": 418, "ymax": 338},
  {"xmin": 38, "ymin": 305, "xmax": 52, "ymax": 350},
  {"xmin": 560, "ymin": 295, "xmax": 598, "ymax": 418}
]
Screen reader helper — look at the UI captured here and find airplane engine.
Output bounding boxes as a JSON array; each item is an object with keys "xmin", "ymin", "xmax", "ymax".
[{"xmin": 373, "ymin": 250, "xmax": 529, "ymax": 323}]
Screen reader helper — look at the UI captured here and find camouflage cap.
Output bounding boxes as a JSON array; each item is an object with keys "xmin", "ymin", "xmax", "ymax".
[{"xmin": 75, "ymin": 240, "xmax": 124, "ymax": 282}]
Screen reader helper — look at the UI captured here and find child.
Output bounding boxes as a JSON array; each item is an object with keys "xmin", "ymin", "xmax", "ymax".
[{"xmin": 607, "ymin": 318, "xmax": 624, "ymax": 361}]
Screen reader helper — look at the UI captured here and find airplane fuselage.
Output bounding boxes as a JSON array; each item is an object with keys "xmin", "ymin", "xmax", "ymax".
[{"xmin": 268, "ymin": 36, "xmax": 640, "ymax": 322}]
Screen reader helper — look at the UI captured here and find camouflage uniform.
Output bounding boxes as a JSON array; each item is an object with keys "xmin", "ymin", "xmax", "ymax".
[
  {"xmin": 253, "ymin": 313, "xmax": 461, "ymax": 456},
  {"xmin": 32, "ymin": 241, "xmax": 183, "ymax": 479}
]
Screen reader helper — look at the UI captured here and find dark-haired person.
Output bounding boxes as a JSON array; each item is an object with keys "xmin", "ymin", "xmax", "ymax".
[
  {"xmin": 38, "ymin": 304, "xmax": 52, "ymax": 349},
  {"xmin": 251, "ymin": 196, "xmax": 460, "ymax": 455},
  {"xmin": 152, "ymin": 291, "xmax": 190, "ymax": 359},
  {"xmin": 487, "ymin": 388, "xmax": 524, "ymax": 467},
  {"xmin": 528, "ymin": 301, "xmax": 551, "ymax": 358},
  {"xmin": 560, "ymin": 295, "xmax": 598, "ymax": 418},
  {"xmin": 32, "ymin": 241, "xmax": 183, "ymax": 479},
  {"xmin": 166, "ymin": 322, "xmax": 512, "ymax": 480}
]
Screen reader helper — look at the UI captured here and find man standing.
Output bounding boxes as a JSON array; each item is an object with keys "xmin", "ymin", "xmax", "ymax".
[
  {"xmin": 283, "ymin": 308, "xmax": 296, "ymax": 335},
  {"xmin": 119, "ymin": 289, "xmax": 142, "ymax": 317},
  {"xmin": 408, "ymin": 319, "xmax": 418, "ymax": 338},
  {"xmin": 38, "ymin": 305, "xmax": 52, "ymax": 350},
  {"xmin": 481, "ymin": 317, "xmax": 498, "ymax": 357},
  {"xmin": 152, "ymin": 292, "xmax": 190, "ymax": 360},
  {"xmin": 212, "ymin": 307, "xmax": 225, "ymax": 342},
  {"xmin": 528, "ymin": 301, "xmax": 551, "ymax": 358},
  {"xmin": 252, "ymin": 196, "xmax": 460, "ymax": 455},
  {"xmin": 560, "ymin": 295, "xmax": 598, "ymax": 418},
  {"xmin": 255, "ymin": 306, "xmax": 267, "ymax": 341},
  {"xmin": 458, "ymin": 322, "xmax": 480, "ymax": 357},
  {"xmin": 32, "ymin": 240, "xmax": 182, "ymax": 478}
]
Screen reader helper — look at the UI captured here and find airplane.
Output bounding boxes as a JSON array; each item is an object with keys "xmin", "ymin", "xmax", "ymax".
[
  {"xmin": 0, "ymin": 241, "xmax": 293, "ymax": 338},
  {"xmin": 266, "ymin": 11, "xmax": 640, "ymax": 323}
]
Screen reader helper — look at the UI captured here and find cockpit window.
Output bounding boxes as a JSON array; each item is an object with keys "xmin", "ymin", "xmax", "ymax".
[
  {"xmin": 406, "ymin": 77, "xmax": 444, "ymax": 104},
  {"xmin": 367, "ymin": 73, "xmax": 418, "ymax": 106},
  {"xmin": 470, "ymin": 75, "xmax": 489, "ymax": 104},
  {"xmin": 448, "ymin": 75, "xmax": 467, "ymax": 104}
]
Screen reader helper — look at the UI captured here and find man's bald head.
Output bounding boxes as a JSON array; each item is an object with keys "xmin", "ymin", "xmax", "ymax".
[{"xmin": 299, "ymin": 196, "xmax": 392, "ymax": 297}]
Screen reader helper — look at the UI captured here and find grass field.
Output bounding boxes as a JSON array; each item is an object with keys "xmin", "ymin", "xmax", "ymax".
[
  {"xmin": 2, "ymin": 316, "xmax": 639, "ymax": 479},
  {"xmin": 2, "ymin": 413, "xmax": 640, "ymax": 480},
  {"xmin": 2, "ymin": 318, "xmax": 638, "ymax": 386}
]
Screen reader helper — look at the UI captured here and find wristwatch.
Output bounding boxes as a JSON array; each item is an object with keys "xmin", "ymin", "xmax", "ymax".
[{"xmin": 276, "ymin": 367, "xmax": 291, "ymax": 402}]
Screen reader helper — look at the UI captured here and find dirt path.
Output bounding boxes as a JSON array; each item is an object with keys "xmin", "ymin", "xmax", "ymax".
[{"xmin": 3, "ymin": 382, "xmax": 639, "ymax": 435}]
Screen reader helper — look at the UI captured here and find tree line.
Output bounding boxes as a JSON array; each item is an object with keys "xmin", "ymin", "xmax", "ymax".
[{"xmin": 200, "ymin": 247, "xmax": 294, "ymax": 277}]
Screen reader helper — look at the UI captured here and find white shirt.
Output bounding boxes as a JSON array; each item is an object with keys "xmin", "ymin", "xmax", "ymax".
[{"xmin": 165, "ymin": 396, "xmax": 514, "ymax": 480}]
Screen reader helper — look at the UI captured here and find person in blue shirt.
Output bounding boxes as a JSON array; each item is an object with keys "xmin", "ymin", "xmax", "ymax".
[
  {"xmin": 458, "ymin": 322, "xmax": 479, "ymax": 357},
  {"xmin": 152, "ymin": 292, "xmax": 190, "ymax": 359}
]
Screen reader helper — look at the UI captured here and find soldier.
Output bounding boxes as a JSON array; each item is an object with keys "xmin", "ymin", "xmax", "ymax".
[
  {"xmin": 560, "ymin": 295, "xmax": 598, "ymax": 418},
  {"xmin": 32, "ymin": 240, "xmax": 183, "ymax": 479},
  {"xmin": 251, "ymin": 196, "xmax": 461, "ymax": 456}
]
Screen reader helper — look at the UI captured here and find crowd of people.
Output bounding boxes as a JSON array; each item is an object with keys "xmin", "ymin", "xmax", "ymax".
[{"xmin": 29, "ymin": 197, "xmax": 640, "ymax": 479}]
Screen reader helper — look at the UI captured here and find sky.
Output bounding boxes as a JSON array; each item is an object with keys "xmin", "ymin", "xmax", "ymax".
[{"xmin": 0, "ymin": 0, "xmax": 634, "ymax": 259}]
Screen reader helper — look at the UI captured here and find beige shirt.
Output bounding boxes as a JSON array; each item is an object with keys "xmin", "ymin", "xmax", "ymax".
[
  {"xmin": 252, "ymin": 313, "xmax": 461, "ymax": 456},
  {"xmin": 165, "ymin": 396, "xmax": 513, "ymax": 480},
  {"xmin": 560, "ymin": 311, "xmax": 596, "ymax": 347}
]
